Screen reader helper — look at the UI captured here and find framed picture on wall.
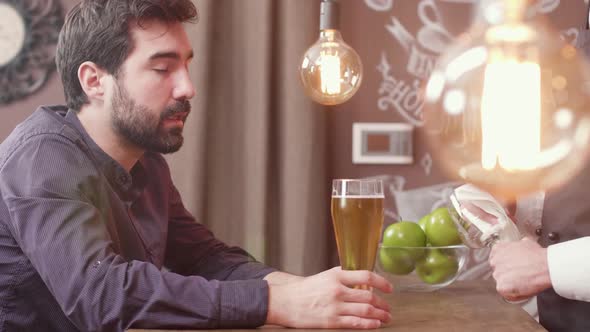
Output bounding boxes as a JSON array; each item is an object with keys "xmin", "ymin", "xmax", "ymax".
[
  {"xmin": 352, "ymin": 122, "xmax": 413, "ymax": 164},
  {"xmin": 0, "ymin": 0, "xmax": 64, "ymax": 105}
]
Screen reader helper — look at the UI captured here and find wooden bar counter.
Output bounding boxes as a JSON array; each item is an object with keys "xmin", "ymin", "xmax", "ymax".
[{"xmin": 129, "ymin": 280, "xmax": 546, "ymax": 332}]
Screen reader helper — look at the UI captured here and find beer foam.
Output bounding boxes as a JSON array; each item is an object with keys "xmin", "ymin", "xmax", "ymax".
[{"xmin": 332, "ymin": 195, "xmax": 385, "ymax": 198}]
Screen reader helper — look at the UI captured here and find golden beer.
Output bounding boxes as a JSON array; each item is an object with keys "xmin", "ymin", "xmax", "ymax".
[{"xmin": 331, "ymin": 196, "xmax": 384, "ymax": 271}]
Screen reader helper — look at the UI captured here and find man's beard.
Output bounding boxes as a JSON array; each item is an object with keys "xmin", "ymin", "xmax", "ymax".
[{"xmin": 111, "ymin": 79, "xmax": 191, "ymax": 154}]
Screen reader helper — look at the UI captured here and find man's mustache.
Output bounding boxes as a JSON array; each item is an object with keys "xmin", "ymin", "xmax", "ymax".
[{"xmin": 161, "ymin": 100, "xmax": 191, "ymax": 119}]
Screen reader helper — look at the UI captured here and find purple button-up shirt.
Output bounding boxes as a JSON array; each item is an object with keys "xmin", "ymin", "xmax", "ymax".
[{"xmin": 0, "ymin": 106, "xmax": 276, "ymax": 331}]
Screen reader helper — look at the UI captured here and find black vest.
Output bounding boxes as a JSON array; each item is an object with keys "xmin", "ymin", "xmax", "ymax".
[
  {"xmin": 535, "ymin": 24, "xmax": 590, "ymax": 331},
  {"xmin": 537, "ymin": 164, "xmax": 590, "ymax": 332}
]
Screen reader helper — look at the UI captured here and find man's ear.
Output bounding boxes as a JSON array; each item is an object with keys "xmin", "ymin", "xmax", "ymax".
[{"xmin": 78, "ymin": 61, "xmax": 109, "ymax": 102}]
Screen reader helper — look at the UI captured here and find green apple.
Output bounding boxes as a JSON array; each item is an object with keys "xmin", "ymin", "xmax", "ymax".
[
  {"xmin": 379, "ymin": 247, "xmax": 414, "ymax": 275},
  {"xmin": 415, "ymin": 249, "xmax": 459, "ymax": 284},
  {"xmin": 382, "ymin": 221, "xmax": 427, "ymax": 247},
  {"xmin": 418, "ymin": 214, "xmax": 429, "ymax": 232},
  {"xmin": 424, "ymin": 207, "xmax": 462, "ymax": 246},
  {"xmin": 382, "ymin": 221, "xmax": 427, "ymax": 261}
]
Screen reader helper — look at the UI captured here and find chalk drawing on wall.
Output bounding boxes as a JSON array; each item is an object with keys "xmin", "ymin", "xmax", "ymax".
[
  {"xmin": 385, "ymin": 16, "xmax": 439, "ymax": 78},
  {"xmin": 561, "ymin": 28, "xmax": 579, "ymax": 47},
  {"xmin": 433, "ymin": 0, "xmax": 559, "ymax": 13},
  {"xmin": 364, "ymin": 0, "xmax": 393, "ymax": 12},
  {"xmin": 416, "ymin": 0, "xmax": 454, "ymax": 53},
  {"xmin": 536, "ymin": 0, "xmax": 560, "ymax": 14},
  {"xmin": 377, "ymin": 53, "xmax": 424, "ymax": 126},
  {"xmin": 435, "ymin": 0, "xmax": 475, "ymax": 3},
  {"xmin": 371, "ymin": 0, "xmax": 458, "ymax": 127},
  {"xmin": 420, "ymin": 153, "xmax": 433, "ymax": 176},
  {"xmin": 369, "ymin": 0, "xmax": 577, "ymax": 130},
  {"xmin": 369, "ymin": 0, "xmax": 581, "ymax": 178}
]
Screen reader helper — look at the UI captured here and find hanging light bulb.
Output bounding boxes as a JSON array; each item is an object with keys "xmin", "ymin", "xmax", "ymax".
[
  {"xmin": 300, "ymin": 0, "xmax": 363, "ymax": 105},
  {"xmin": 423, "ymin": 0, "xmax": 590, "ymax": 200}
]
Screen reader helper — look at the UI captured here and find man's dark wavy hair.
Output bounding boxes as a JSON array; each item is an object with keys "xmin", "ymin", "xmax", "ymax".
[{"xmin": 56, "ymin": 0, "xmax": 198, "ymax": 111}]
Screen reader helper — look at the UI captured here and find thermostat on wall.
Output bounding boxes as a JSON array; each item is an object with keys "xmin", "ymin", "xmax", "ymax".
[{"xmin": 352, "ymin": 122, "xmax": 413, "ymax": 165}]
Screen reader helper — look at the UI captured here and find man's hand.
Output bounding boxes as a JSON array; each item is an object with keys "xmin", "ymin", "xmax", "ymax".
[
  {"xmin": 489, "ymin": 237, "xmax": 552, "ymax": 301},
  {"xmin": 266, "ymin": 267, "xmax": 393, "ymax": 329}
]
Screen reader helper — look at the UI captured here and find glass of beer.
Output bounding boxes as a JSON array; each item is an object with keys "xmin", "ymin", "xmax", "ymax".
[{"xmin": 331, "ymin": 179, "xmax": 384, "ymax": 278}]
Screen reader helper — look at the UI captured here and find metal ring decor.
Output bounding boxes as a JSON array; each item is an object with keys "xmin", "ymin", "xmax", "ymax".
[{"xmin": 0, "ymin": 0, "xmax": 64, "ymax": 105}]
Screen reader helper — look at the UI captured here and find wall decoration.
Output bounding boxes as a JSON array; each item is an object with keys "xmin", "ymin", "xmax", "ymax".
[
  {"xmin": 364, "ymin": 0, "xmax": 394, "ymax": 12},
  {"xmin": 352, "ymin": 122, "xmax": 413, "ymax": 164},
  {"xmin": 377, "ymin": 52, "xmax": 424, "ymax": 126},
  {"xmin": 536, "ymin": 0, "xmax": 560, "ymax": 14},
  {"xmin": 369, "ymin": 0, "xmax": 574, "ymax": 130},
  {"xmin": 560, "ymin": 27, "xmax": 579, "ymax": 46},
  {"xmin": 420, "ymin": 153, "xmax": 433, "ymax": 176},
  {"xmin": 0, "ymin": 0, "xmax": 64, "ymax": 105}
]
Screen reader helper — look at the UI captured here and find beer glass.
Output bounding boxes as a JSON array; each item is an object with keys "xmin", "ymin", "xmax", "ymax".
[{"xmin": 331, "ymin": 179, "xmax": 384, "ymax": 274}]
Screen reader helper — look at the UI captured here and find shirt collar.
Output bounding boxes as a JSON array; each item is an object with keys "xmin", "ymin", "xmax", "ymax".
[{"xmin": 62, "ymin": 109, "xmax": 145, "ymax": 196}]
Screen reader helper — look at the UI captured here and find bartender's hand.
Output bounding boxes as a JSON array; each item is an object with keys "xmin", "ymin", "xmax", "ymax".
[
  {"xmin": 489, "ymin": 237, "xmax": 552, "ymax": 301},
  {"xmin": 266, "ymin": 266, "xmax": 393, "ymax": 329}
]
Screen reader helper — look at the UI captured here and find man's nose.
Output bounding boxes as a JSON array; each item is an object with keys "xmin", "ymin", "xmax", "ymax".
[{"xmin": 173, "ymin": 70, "xmax": 196, "ymax": 100}]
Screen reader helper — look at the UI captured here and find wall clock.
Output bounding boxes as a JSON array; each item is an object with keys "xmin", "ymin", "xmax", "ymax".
[{"xmin": 0, "ymin": 0, "xmax": 64, "ymax": 105}]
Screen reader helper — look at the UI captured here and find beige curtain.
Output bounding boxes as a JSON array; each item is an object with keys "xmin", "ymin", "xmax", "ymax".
[{"xmin": 166, "ymin": 0, "xmax": 331, "ymax": 276}]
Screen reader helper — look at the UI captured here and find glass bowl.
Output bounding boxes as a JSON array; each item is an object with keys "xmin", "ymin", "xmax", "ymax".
[{"xmin": 374, "ymin": 244, "xmax": 470, "ymax": 292}]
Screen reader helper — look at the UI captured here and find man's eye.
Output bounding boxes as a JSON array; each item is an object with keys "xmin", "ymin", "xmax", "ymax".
[{"xmin": 153, "ymin": 68, "xmax": 168, "ymax": 73}]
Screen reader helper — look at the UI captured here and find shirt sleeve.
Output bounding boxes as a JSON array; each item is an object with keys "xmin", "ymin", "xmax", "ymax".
[
  {"xmin": 547, "ymin": 236, "xmax": 590, "ymax": 301},
  {"xmin": 164, "ymin": 181, "xmax": 277, "ymax": 281},
  {"xmin": 0, "ymin": 135, "xmax": 270, "ymax": 331}
]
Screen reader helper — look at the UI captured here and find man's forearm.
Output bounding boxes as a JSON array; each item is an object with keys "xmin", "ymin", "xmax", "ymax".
[{"xmin": 263, "ymin": 271, "xmax": 303, "ymax": 285}]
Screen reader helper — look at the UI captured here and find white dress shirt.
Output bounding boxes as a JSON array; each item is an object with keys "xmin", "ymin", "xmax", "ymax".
[
  {"xmin": 547, "ymin": 237, "xmax": 590, "ymax": 301},
  {"xmin": 517, "ymin": 191, "xmax": 590, "ymax": 302}
]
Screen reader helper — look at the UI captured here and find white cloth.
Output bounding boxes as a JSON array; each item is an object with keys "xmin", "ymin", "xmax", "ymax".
[
  {"xmin": 547, "ymin": 237, "xmax": 590, "ymax": 301},
  {"xmin": 453, "ymin": 184, "xmax": 539, "ymax": 319},
  {"xmin": 511, "ymin": 191, "xmax": 544, "ymax": 321},
  {"xmin": 452, "ymin": 184, "xmax": 522, "ymax": 245}
]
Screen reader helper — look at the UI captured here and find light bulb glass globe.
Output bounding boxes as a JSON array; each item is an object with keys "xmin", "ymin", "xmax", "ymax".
[
  {"xmin": 300, "ymin": 29, "xmax": 363, "ymax": 106},
  {"xmin": 423, "ymin": 0, "xmax": 590, "ymax": 199}
]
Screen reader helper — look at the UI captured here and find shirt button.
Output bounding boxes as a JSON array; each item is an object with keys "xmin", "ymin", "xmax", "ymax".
[
  {"xmin": 535, "ymin": 228, "xmax": 543, "ymax": 236},
  {"xmin": 548, "ymin": 232, "xmax": 560, "ymax": 242}
]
